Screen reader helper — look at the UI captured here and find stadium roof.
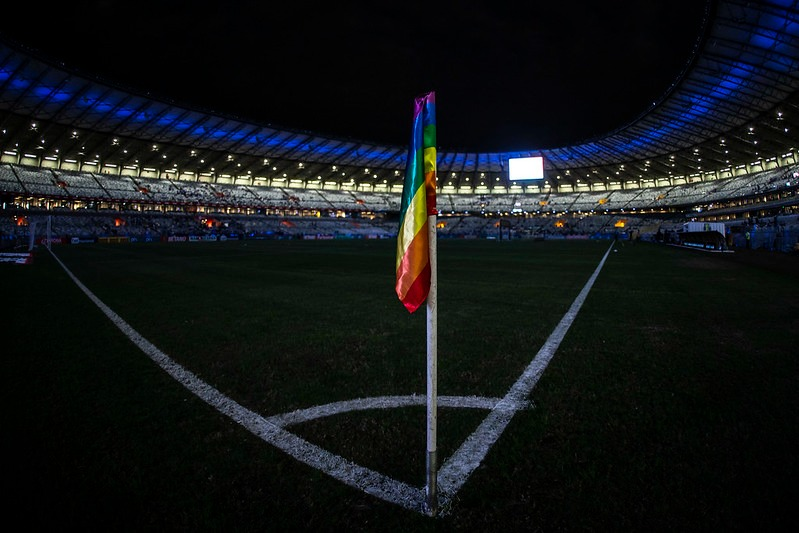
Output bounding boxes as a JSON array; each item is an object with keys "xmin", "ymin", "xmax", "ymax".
[{"xmin": 0, "ymin": 0, "xmax": 798, "ymax": 192}]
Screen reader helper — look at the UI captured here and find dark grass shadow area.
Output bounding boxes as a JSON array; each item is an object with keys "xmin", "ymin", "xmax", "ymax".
[{"xmin": 2, "ymin": 239, "xmax": 797, "ymax": 531}]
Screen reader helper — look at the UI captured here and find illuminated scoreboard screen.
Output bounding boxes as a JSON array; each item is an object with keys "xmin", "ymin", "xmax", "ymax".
[{"xmin": 508, "ymin": 156, "xmax": 544, "ymax": 181}]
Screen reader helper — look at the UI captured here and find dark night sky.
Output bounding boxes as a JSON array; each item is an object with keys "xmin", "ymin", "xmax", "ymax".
[{"xmin": 1, "ymin": 1, "xmax": 711, "ymax": 153}]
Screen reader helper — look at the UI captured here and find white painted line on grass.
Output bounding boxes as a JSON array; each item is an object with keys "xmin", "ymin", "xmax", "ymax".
[
  {"xmin": 437, "ymin": 240, "xmax": 615, "ymax": 496},
  {"xmin": 48, "ymin": 249, "xmax": 429, "ymax": 512},
  {"xmin": 48, "ymin": 240, "xmax": 613, "ymax": 516},
  {"xmin": 268, "ymin": 395, "xmax": 519, "ymax": 428}
]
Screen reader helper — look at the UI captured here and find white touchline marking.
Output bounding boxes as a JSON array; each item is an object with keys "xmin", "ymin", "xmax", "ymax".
[
  {"xmin": 48, "ymin": 249, "xmax": 428, "ymax": 512},
  {"xmin": 47, "ymin": 240, "xmax": 612, "ymax": 516},
  {"xmin": 437, "ymin": 240, "xmax": 614, "ymax": 497}
]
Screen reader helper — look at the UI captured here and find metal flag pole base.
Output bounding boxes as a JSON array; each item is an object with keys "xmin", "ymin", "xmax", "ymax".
[{"xmin": 425, "ymin": 450, "xmax": 438, "ymax": 516}]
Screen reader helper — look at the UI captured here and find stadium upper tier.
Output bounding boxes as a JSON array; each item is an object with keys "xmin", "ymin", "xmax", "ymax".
[
  {"xmin": 0, "ymin": 0, "xmax": 798, "ymax": 193},
  {"xmin": 2, "ymin": 162, "xmax": 797, "ymax": 219}
]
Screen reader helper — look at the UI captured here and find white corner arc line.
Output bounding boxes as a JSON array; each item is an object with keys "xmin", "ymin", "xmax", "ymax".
[
  {"xmin": 267, "ymin": 395, "xmax": 520, "ymax": 428},
  {"xmin": 47, "ymin": 241, "xmax": 612, "ymax": 515}
]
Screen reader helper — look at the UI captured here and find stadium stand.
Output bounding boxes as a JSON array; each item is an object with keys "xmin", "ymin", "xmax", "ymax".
[
  {"xmin": 1, "ymin": 162, "xmax": 798, "ymax": 249},
  {"xmin": 1, "ymin": 0, "xmax": 798, "ymax": 252}
]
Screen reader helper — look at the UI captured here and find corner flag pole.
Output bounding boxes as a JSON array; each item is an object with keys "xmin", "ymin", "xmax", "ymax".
[
  {"xmin": 425, "ymin": 212, "xmax": 438, "ymax": 516},
  {"xmin": 393, "ymin": 90, "xmax": 438, "ymax": 515}
]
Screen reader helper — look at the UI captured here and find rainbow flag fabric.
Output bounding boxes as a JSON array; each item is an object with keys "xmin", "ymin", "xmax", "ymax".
[{"xmin": 395, "ymin": 91, "xmax": 437, "ymax": 313}]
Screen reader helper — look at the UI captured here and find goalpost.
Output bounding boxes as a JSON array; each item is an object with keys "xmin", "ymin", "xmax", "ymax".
[
  {"xmin": 27, "ymin": 215, "xmax": 52, "ymax": 252},
  {"xmin": 0, "ymin": 215, "xmax": 48, "ymax": 264}
]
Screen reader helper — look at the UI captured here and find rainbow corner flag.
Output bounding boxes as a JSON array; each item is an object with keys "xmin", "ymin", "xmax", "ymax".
[{"xmin": 395, "ymin": 91, "xmax": 437, "ymax": 313}]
